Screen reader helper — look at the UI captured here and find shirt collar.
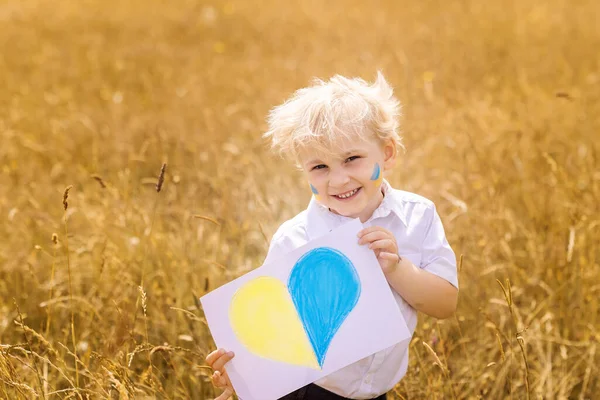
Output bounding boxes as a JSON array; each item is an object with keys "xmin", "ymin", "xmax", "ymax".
[{"xmin": 305, "ymin": 179, "xmax": 408, "ymax": 240}]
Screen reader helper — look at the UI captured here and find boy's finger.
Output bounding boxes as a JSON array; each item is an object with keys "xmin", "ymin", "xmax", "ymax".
[
  {"xmin": 358, "ymin": 231, "xmax": 390, "ymax": 244},
  {"xmin": 205, "ymin": 348, "xmax": 225, "ymax": 365},
  {"xmin": 368, "ymin": 239, "xmax": 396, "ymax": 251},
  {"xmin": 358, "ymin": 226, "xmax": 393, "ymax": 237},
  {"xmin": 214, "ymin": 388, "xmax": 234, "ymax": 400},
  {"xmin": 211, "ymin": 372, "xmax": 223, "ymax": 388},
  {"xmin": 212, "ymin": 371, "xmax": 228, "ymax": 388},
  {"xmin": 378, "ymin": 252, "xmax": 400, "ymax": 262},
  {"xmin": 358, "ymin": 226, "xmax": 380, "ymax": 237},
  {"xmin": 211, "ymin": 351, "xmax": 235, "ymax": 372}
]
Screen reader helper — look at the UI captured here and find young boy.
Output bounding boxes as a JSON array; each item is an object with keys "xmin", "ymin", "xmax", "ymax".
[{"xmin": 206, "ymin": 72, "xmax": 459, "ymax": 400}]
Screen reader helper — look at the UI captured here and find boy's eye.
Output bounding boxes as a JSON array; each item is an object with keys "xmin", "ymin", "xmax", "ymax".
[
  {"xmin": 345, "ymin": 156, "xmax": 360, "ymax": 163},
  {"xmin": 312, "ymin": 164, "xmax": 327, "ymax": 171}
]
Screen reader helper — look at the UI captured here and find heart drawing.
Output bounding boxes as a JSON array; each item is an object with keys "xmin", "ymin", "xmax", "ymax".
[{"xmin": 229, "ymin": 247, "xmax": 361, "ymax": 369}]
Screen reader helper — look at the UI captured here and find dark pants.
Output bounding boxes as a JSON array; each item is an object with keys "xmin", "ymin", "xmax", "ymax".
[{"xmin": 279, "ymin": 383, "xmax": 387, "ymax": 400}]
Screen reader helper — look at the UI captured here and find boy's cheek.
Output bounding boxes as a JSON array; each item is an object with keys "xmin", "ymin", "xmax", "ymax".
[
  {"xmin": 309, "ymin": 183, "xmax": 323, "ymax": 202},
  {"xmin": 370, "ymin": 162, "xmax": 383, "ymax": 187}
]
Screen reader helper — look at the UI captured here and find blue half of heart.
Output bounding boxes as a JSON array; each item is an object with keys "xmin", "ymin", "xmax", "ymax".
[{"xmin": 287, "ymin": 247, "xmax": 361, "ymax": 367}]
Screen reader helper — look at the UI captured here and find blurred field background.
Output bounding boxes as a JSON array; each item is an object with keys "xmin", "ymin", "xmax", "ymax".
[{"xmin": 1, "ymin": 0, "xmax": 599, "ymax": 398}]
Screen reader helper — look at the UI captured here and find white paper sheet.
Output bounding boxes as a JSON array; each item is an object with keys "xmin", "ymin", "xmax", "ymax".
[{"xmin": 201, "ymin": 219, "xmax": 410, "ymax": 400}]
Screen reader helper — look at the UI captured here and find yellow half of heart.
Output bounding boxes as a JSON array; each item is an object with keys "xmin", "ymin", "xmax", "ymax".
[{"xmin": 229, "ymin": 276, "xmax": 320, "ymax": 369}]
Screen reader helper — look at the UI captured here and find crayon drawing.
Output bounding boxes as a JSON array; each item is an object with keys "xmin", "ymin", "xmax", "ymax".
[
  {"xmin": 228, "ymin": 247, "xmax": 360, "ymax": 369},
  {"xmin": 229, "ymin": 276, "xmax": 319, "ymax": 369},
  {"xmin": 287, "ymin": 247, "xmax": 361, "ymax": 367},
  {"xmin": 200, "ymin": 218, "xmax": 410, "ymax": 400}
]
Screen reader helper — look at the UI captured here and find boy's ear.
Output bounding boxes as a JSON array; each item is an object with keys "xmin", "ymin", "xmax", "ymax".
[{"xmin": 382, "ymin": 140, "xmax": 397, "ymax": 170}]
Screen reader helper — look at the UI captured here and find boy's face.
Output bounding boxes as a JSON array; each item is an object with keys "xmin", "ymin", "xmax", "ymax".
[{"xmin": 298, "ymin": 136, "xmax": 397, "ymax": 222}]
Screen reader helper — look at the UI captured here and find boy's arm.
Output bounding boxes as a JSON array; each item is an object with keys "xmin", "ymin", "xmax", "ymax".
[
  {"xmin": 390, "ymin": 202, "xmax": 458, "ymax": 319},
  {"xmin": 384, "ymin": 259, "xmax": 458, "ymax": 319},
  {"xmin": 362, "ymin": 202, "xmax": 459, "ymax": 319}
]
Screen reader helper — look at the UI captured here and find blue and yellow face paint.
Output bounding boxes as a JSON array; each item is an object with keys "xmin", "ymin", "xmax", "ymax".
[
  {"xmin": 310, "ymin": 184, "xmax": 321, "ymax": 202},
  {"xmin": 370, "ymin": 163, "xmax": 383, "ymax": 187}
]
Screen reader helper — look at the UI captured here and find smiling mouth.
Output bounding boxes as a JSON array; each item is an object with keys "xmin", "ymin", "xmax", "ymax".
[{"xmin": 332, "ymin": 187, "xmax": 361, "ymax": 200}]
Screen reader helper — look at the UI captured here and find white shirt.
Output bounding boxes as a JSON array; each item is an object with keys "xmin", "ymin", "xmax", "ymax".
[{"xmin": 263, "ymin": 180, "xmax": 458, "ymax": 399}]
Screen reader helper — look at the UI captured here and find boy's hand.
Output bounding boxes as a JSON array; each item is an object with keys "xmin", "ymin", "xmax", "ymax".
[
  {"xmin": 358, "ymin": 226, "xmax": 400, "ymax": 275},
  {"xmin": 206, "ymin": 348, "xmax": 235, "ymax": 400}
]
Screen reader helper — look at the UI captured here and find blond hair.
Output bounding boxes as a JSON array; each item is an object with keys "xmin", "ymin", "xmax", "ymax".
[{"xmin": 264, "ymin": 71, "xmax": 403, "ymax": 161}]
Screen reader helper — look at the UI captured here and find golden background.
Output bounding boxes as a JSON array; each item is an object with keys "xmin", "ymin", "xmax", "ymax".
[{"xmin": 0, "ymin": 0, "xmax": 598, "ymax": 398}]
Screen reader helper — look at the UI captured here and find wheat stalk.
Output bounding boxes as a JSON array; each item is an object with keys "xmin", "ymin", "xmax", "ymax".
[
  {"xmin": 13, "ymin": 300, "xmax": 45, "ymax": 399},
  {"xmin": 44, "ymin": 234, "xmax": 59, "ymax": 330},
  {"xmin": 132, "ymin": 163, "xmax": 166, "ymax": 396},
  {"xmin": 62, "ymin": 185, "xmax": 79, "ymax": 388}
]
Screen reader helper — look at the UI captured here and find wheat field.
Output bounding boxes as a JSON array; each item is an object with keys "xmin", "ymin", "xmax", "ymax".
[{"xmin": 0, "ymin": 0, "xmax": 598, "ymax": 398}]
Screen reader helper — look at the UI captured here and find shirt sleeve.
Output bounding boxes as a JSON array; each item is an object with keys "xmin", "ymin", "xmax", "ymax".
[{"xmin": 420, "ymin": 203, "xmax": 459, "ymax": 289}]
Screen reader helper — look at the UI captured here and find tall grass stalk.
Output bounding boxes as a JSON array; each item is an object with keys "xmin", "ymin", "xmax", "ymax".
[
  {"xmin": 498, "ymin": 278, "xmax": 531, "ymax": 400},
  {"xmin": 62, "ymin": 185, "xmax": 79, "ymax": 387},
  {"xmin": 132, "ymin": 163, "xmax": 166, "ymax": 396},
  {"xmin": 14, "ymin": 300, "xmax": 45, "ymax": 399}
]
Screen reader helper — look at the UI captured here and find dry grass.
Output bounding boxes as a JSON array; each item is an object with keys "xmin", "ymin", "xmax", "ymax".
[{"xmin": 1, "ymin": 0, "xmax": 599, "ymax": 398}]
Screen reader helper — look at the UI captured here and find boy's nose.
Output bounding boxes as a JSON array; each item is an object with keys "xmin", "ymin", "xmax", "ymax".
[{"xmin": 329, "ymin": 169, "xmax": 351, "ymax": 188}]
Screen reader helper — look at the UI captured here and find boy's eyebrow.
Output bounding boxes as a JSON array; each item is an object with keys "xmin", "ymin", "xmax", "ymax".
[
  {"xmin": 304, "ymin": 149, "xmax": 363, "ymax": 166},
  {"xmin": 342, "ymin": 149, "xmax": 363, "ymax": 156},
  {"xmin": 304, "ymin": 158, "xmax": 324, "ymax": 166}
]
